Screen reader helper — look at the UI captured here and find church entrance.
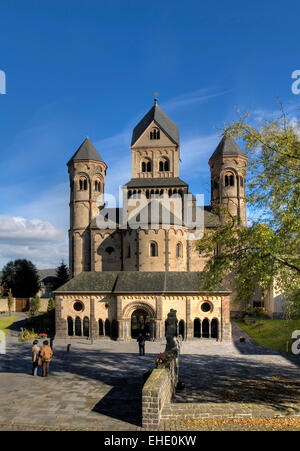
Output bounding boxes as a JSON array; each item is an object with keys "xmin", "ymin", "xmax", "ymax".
[{"xmin": 131, "ymin": 309, "xmax": 150, "ymax": 339}]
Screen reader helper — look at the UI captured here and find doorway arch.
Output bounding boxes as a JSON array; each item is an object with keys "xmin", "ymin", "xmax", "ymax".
[{"xmin": 131, "ymin": 309, "xmax": 150, "ymax": 339}]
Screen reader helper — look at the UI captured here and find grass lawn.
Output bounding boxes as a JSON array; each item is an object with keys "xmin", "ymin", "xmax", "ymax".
[
  {"xmin": 0, "ymin": 315, "xmax": 17, "ymax": 334},
  {"xmin": 236, "ymin": 319, "xmax": 300, "ymax": 354}
]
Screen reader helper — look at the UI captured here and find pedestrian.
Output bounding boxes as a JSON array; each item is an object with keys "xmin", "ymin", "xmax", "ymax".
[
  {"xmin": 137, "ymin": 334, "xmax": 145, "ymax": 356},
  {"xmin": 40, "ymin": 340, "xmax": 53, "ymax": 377},
  {"xmin": 31, "ymin": 339, "xmax": 40, "ymax": 376}
]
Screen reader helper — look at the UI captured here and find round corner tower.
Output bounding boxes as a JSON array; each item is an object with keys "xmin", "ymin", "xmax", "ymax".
[
  {"xmin": 209, "ymin": 135, "xmax": 247, "ymax": 226},
  {"xmin": 68, "ymin": 138, "xmax": 107, "ymax": 277}
]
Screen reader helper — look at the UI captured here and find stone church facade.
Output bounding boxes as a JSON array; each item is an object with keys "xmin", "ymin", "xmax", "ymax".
[{"xmin": 55, "ymin": 99, "xmax": 248, "ymax": 341}]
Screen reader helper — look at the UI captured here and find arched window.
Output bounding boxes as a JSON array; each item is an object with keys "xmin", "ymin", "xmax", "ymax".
[
  {"xmin": 179, "ymin": 320, "xmax": 185, "ymax": 338},
  {"xmin": 128, "ymin": 190, "xmax": 132, "ymax": 199},
  {"xmin": 202, "ymin": 318, "xmax": 210, "ymax": 338},
  {"xmin": 159, "ymin": 158, "xmax": 170, "ymax": 172},
  {"xmin": 176, "ymin": 242, "xmax": 183, "ymax": 258},
  {"xmin": 146, "ymin": 190, "xmax": 150, "ymax": 199},
  {"xmin": 83, "ymin": 316, "xmax": 89, "ymax": 337},
  {"xmin": 94, "ymin": 180, "xmax": 101, "ymax": 192},
  {"xmin": 105, "ymin": 319, "xmax": 111, "ymax": 337},
  {"xmin": 194, "ymin": 318, "xmax": 201, "ymax": 338},
  {"xmin": 67, "ymin": 317, "xmax": 74, "ymax": 336},
  {"xmin": 75, "ymin": 317, "xmax": 82, "ymax": 336},
  {"xmin": 150, "ymin": 128, "xmax": 160, "ymax": 140},
  {"xmin": 79, "ymin": 177, "xmax": 88, "ymax": 191},
  {"xmin": 211, "ymin": 318, "xmax": 219, "ymax": 339},
  {"xmin": 105, "ymin": 247, "xmax": 114, "ymax": 255},
  {"xmin": 141, "ymin": 160, "xmax": 152, "ymax": 173},
  {"xmin": 225, "ymin": 174, "xmax": 235, "ymax": 187},
  {"xmin": 150, "ymin": 241, "xmax": 158, "ymax": 257},
  {"xmin": 99, "ymin": 319, "xmax": 104, "ymax": 336}
]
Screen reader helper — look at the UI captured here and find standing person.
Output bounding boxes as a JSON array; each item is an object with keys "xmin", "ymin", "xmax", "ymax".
[
  {"xmin": 40, "ymin": 340, "xmax": 53, "ymax": 377},
  {"xmin": 31, "ymin": 340, "xmax": 40, "ymax": 376},
  {"xmin": 137, "ymin": 334, "xmax": 145, "ymax": 356}
]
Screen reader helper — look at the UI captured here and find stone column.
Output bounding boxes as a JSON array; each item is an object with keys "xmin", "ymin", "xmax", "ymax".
[
  {"xmin": 186, "ymin": 297, "xmax": 193, "ymax": 339},
  {"xmin": 90, "ymin": 297, "xmax": 98, "ymax": 340},
  {"xmin": 116, "ymin": 296, "xmax": 124, "ymax": 340},
  {"xmin": 221, "ymin": 295, "xmax": 232, "ymax": 341},
  {"xmin": 156, "ymin": 296, "xmax": 163, "ymax": 339},
  {"xmin": 55, "ymin": 297, "xmax": 67, "ymax": 339}
]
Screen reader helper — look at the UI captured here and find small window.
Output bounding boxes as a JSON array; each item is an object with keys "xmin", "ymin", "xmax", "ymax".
[
  {"xmin": 147, "ymin": 161, "xmax": 152, "ymax": 172},
  {"xmin": 176, "ymin": 242, "xmax": 183, "ymax": 258},
  {"xmin": 159, "ymin": 158, "xmax": 169, "ymax": 172},
  {"xmin": 79, "ymin": 177, "xmax": 88, "ymax": 191},
  {"xmin": 142, "ymin": 162, "xmax": 146, "ymax": 172},
  {"xmin": 74, "ymin": 301, "xmax": 84, "ymax": 312},
  {"xmin": 94, "ymin": 180, "xmax": 101, "ymax": 192},
  {"xmin": 105, "ymin": 247, "xmax": 115, "ymax": 255},
  {"xmin": 127, "ymin": 245, "xmax": 131, "ymax": 258},
  {"xmin": 150, "ymin": 128, "xmax": 160, "ymax": 140},
  {"xmin": 225, "ymin": 174, "xmax": 234, "ymax": 187},
  {"xmin": 201, "ymin": 302, "xmax": 212, "ymax": 313},
  {"xmin": 150, "ymin": 241, "xmax": 158, "ymax": 257}
]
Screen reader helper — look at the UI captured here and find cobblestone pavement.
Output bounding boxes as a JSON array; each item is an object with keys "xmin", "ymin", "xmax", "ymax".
[{"xmin": 0, "ymin": 316, "xmax": 299, "ymax": 430}]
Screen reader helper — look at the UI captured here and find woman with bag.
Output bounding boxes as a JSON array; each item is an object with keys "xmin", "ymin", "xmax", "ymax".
[{"xmin": 31, "ymin": 340, "xmax": 40, "ymax": 376}]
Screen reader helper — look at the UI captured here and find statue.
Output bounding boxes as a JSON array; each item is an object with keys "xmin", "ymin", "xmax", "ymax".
[{"xmin": 165, "ymin": 309, "xmax": 179, "ymax": 355}]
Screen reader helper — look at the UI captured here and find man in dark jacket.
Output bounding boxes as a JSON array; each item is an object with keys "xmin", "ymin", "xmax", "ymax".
[{"xmin": 137, "ymin": 334, "xmax": 145, "ymax": 356}]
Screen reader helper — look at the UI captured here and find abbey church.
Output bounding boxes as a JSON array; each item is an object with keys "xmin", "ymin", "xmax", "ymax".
[{"xmin": 55, "ymin": 99, "xmax": 249, "ymax": 341}]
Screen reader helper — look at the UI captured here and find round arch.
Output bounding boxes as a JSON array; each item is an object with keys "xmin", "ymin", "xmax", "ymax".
[{"xmin": 122, "ymin": 301, "xmax": 156, "ymax": 320}]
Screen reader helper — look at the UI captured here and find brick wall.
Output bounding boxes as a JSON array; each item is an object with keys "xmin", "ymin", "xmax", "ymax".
[{"xmin": 142, "ymin": 357, "xmax": 178, "ymax": 429}]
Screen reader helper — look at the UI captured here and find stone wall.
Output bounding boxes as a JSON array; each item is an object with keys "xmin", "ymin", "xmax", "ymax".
[
  {"xmin": 0, "ymin": 298, "xmax": 11, "ymax": 313},
  {"xmin": 142, "ymin": 357, "xmax": 178, "ymax": 429}
]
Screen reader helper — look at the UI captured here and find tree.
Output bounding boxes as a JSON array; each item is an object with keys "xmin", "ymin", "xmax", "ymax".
[
  {"xmin": 29, "ymin": 295, "xmax": 40, "ymax": 317},
  {"xmin": 47, "ymin": 297, "xmax": 55, "ymax": 312},
  {"xmin": 197, "ymin": 104, "xmax": 300, "ymax": 315},
  {"xmin": 1, "ymin": 259, "xmax": 40, "ymax": 298},
  {"xmin": 7, "ymin": 288, "xmax": 13, "ymax": 316},
  {"xmin": 53, "ymin": 260, "xmax": 70, "ymax": 291}
]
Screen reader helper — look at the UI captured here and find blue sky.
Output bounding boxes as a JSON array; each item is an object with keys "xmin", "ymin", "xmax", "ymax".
[{"xmin": 0, "ymin": 0, "xmax": 300, "ymax": 269}]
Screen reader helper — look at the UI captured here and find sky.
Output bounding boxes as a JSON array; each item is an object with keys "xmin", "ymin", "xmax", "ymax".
[{"xmin": 0, "ymin": 0, "xmax": 300, "ymax": 269}]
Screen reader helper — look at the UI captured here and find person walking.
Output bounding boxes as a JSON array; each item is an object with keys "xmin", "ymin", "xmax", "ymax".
[
  {"xmin": 40, "ymin": 340, "xmax": 53, "ymax": 377},
  {"xmin": 31, "ymin": 340, "xmax": 40, "ymax": 376},
  {"xmin": 137, "ymin": 334, "xmax": 145, "ymax": 356}
]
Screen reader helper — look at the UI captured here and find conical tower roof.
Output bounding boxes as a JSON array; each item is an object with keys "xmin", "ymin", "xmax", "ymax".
[
  {"xmin": 131, "ymin": 101, "xmax": 179, "ymax": 146},
  {"xmin": 209, "ymin": 135, "xmax": 246, "ymax": 162},
  {"xmin": 68, "ymin": 138, "xmax": 106, "ymax": 165}
]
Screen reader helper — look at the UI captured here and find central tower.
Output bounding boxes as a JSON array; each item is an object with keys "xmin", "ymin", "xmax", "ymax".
[{"xmin": 130, "ymin": 98, "xmax": 180, "ymax": 180}]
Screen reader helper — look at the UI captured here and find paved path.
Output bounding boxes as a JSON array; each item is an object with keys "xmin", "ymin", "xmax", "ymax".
[{"xmin": 0, "ymin": 317, "xmax": 299, "ymax": 430}]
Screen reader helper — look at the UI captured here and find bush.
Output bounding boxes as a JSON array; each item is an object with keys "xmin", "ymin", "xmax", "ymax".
[
  {"xmin": 29, "ymin": 295, "xmax": 41, "ymax": 317},
  {"xmin": 18, "ymin": 328, "xmax": 38, "ymax": 342},
  {"xmin": 252, "ymin": 307, "xmax": 269, "ymax": 319}
]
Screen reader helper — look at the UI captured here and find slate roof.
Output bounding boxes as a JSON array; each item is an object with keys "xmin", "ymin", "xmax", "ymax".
[
  {"xmin": 131, "ymin": 103, "xmax": 179, "ymax": 146},
  {"xmin": 68, "ymin": 138, "xmax": 106, "ymax": 165},
  {"xmin": 54, "ymin": 271, "xmax": 230, "ymax": 294},
  {"xmin": 124, "ymin": 177, "xmax": 188, "ymax": 188},
  {"xmin": 209, "ymin": 136, "xmax": 246, "ymax": 161}
]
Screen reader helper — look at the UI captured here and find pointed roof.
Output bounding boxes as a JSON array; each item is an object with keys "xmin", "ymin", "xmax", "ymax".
[
  {"xmin": 209, "ymin": 136, "xmax": 246, "ymax": 161},
  {"xmin": 131, "ymin": 101, "xmax": 179, "ymax": 146},
  {"xmin": 68, "ymin": 138, "xmax": 106, "ymax": 165}
]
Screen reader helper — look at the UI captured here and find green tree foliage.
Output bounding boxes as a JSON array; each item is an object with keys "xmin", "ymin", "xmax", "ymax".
[
  {"xmin": 1, "ymin": 259, "xmax": 40, "ymax": 298},
  {"xmin": 29, "ymin": 295, "xmax": 40, "ymax": 317},
  {"xmin": 53, "ymin": 260, "xmax": 70, "ymax": 290},
  {"xmin": 47, "ymin": 297, "xmax": 55, "ymax": 312},
  {"xmin": 197, "ymin": 105, "xmax": 300, "ymax": 315}
]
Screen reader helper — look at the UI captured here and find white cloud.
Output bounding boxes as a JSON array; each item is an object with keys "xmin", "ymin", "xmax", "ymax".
[
  {"xmin": 161, "ymin": 88, "xmax": 232, "ymax": 112},
  {"xmin": 0, "ymin": 215, "xmax": 67, "ymax": 270}
]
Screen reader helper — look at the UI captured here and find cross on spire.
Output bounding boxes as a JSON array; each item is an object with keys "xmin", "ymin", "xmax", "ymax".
[{"xmin": 154, "ymin": 92, "xmax": 159, "ymax": 105}]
